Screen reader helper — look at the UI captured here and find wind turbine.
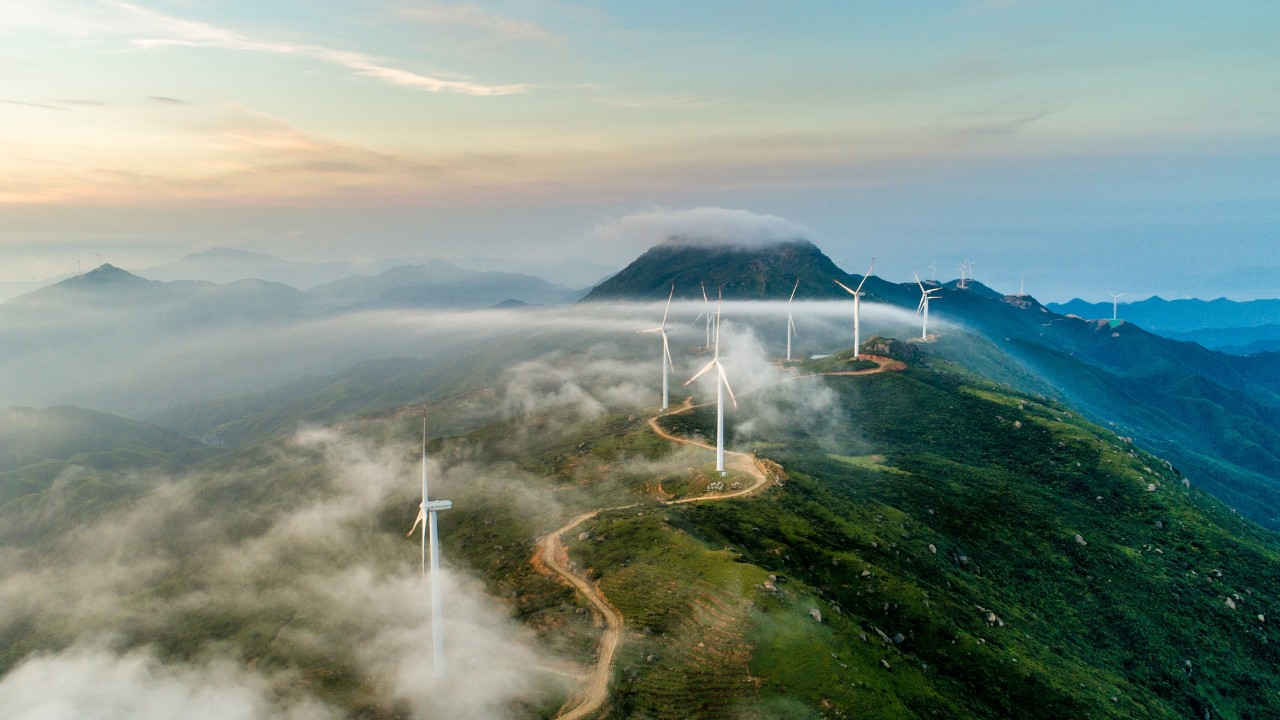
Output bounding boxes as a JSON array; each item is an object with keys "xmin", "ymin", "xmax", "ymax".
[
  {"xmin": 639, "ymin": 284, "xmax": 675, "ymax": 410},
  {"xmin": 1108, "ymin": 291, "xmax": 1127, "ymax": 321},
  {"xmin": 929, "ymin": 260, "xmax": 938, "ymax": 283},
  {"xmin": 684, "ymin": 294, "xmax": 737, "ymax": 474},
  {"xmin": 785, "ymin": 278, "xmax": 799, "ymax": 361},
  {"xmin": 407, "ymin": 410, "xmax": 452, "ymax": 678},
  {"xmin": 692, "ymin": 281, "xmax": 713, "ymax": 349},
  {"xmin": 957, "ymin": 258, "xmax": 976, "ymax": 289},
  {"xmin": 915, "ymin": 272, "xmax": 941, "ymax": 341},
  {"xmin": 834, "ymin": 264, "xmax": 871, "ymax": 358},
  {"xmin": 1019, "ymin": 273, "xmax": 1026, "ymax": 297}
]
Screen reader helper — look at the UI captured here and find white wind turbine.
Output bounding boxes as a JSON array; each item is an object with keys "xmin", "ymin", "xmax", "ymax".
[
  {"xmin": 1108, "ymin": 291, "xmax": 1127, "ymax": 320},
  {"xmin": 915, "ymin": 272, "xmax": 941, "ymax": 341},
  {"xmin": 692, "ymin": 281, "xmax": 713, "ymax": 349},
  {"xmin": 639, "ymin": 284, "xmax": 675, "ymax": 410},
  {"xmin": 929, "ymin": 260, "xmax": 938, "ymax": 282},
  {"xmin": 407, "ymin": 411, "xmax": 453, "ymax": 678},
  {"xmin": 684, "ymin": 295, "xmax": 737, "ymax": 475},
  {"xmin": 834, "ymin": 264, "xmax": 871, "ymax": 358},
  {"xmin": 785, "ymin": 277, "xmax": 799, "ymax": 361}
]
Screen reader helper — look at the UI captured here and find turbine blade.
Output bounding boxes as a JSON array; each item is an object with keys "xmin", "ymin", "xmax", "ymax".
[
  {"xmin": 914, "ymin": 272, "xmax": 925, "ymax": 293},
  {"xmin": 718, "ymin": 364, "xmax": 738, "ymax": 408},
  {"xmin": 685, "ymin": 360, "xmax": 717, "ymax": 386},
  {"xmin": 407, "ymin": 508, "xmax": 424, "ymax": 538},
  {"xmin": 788, "ymin": 277, "xmax": 800, "ymax": 303},
  {"xmin": 662, "ymin": 333, "xmax": 673, "ymax": 370},
  {"xmin": 833, "ymin": 278, "xmax": 857, "ymax": 296},
  {"xmin": 661, "ymin": 283, "xmax": 674, "ymax": 327},
  {"xmin": 701, "ymin": 281, "xmax": 708, "ymax": 303},
  {"xmin": 854, "ymin": 273, "xmax": 868, "ymax": 293}
]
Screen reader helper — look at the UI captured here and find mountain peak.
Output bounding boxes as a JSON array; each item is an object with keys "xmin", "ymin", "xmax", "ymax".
[
  {"xmin": 658, "ymin": 233, "xmax": 810, "ymax": 250},
  {"xmin": 66, "ymin": 263, "xmax": 150, "ymax": 286},
  {"xmin": 584, "ymin": 238, "xmax": 894, "ymax": 302}
]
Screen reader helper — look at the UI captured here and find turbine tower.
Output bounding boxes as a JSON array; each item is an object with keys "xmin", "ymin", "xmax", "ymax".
[
  {"xmin": 639, "ymin": 284, "xmax": 675, "ymax": 410},
  {"xmin": 785, "ymin": 278, "xmax": 799, "ymax": 361},
  {"xmin": 684, "ymin": 294, "xmax": 737, "ymax": 475},
  {"xmin": 407, "ymin": 411, "xmax": 452, "ymax": 678},
  {"xmin": 915, "ymin": 272, "xmax": 941, "ymax": 341},
  {"xmin": 1108, "ymin": 291, "xmax": 1127, "ymax": 321},
  {"xmin": 834, "ymin": 264, "xmax": 871, "ymax": 358}
]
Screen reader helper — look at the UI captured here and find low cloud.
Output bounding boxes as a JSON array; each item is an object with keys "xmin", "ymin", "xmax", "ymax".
[
  {"xmin": 0, "ymin": 427, "xmax": 568, "ymax": 718},
  {"xmin": 0, "ymin": 640, "xmax": 337, "ymax": 720},
  {"xmin": 593, "ymin": 207, "xmax": 812, "ymax": 254}
]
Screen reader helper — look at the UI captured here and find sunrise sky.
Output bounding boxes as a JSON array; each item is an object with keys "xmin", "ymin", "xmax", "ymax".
[{"xmin": 1, "ymin": 0, "xmax": 1277, "ymax": 298}]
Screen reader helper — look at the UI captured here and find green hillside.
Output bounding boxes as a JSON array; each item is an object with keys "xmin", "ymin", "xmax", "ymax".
[
  {"xmin": 502, "ymin": 343, "xmax": 1279, "ymax": 719},
  {"xmin": 0, "ymin": 405, "xmax": 200, "ymax": 472},
  {"xmin": 3, "ymin": 339, "xmax": 1279, "ymax": 718}
]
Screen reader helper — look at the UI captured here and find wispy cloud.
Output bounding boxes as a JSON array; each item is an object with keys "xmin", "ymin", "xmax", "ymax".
[
  {"xmin": 105, "ymin": 0, "xmax": 533, "ymax": 96},
  {"xmin": 398, "ymin": 2, "xmax": 561, "ymax": 45},
  {"xmin": 4, "ymin": 0, "xmax": 531, "ymax": 97},
  {"xmin": 0, "ymin": 99, "xmax": 70, "ymax": 111},
  {"xmin": 147, "ymin": 96, "xmax": 187, "ymax": 105}
]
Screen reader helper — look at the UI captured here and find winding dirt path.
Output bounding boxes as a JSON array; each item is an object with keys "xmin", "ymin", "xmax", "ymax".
[
  {"xmin": 535, "ymin": 354, "xmax": 899, "ymax": 719},
  {"xmin": 533, "ymin": 509, "xmax": 626, "ymax": 720}
]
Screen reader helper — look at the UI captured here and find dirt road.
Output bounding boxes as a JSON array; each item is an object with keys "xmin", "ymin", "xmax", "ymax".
[{"xmin": 536, "ymin": 354, "xmax": 898, "ymax": 718}]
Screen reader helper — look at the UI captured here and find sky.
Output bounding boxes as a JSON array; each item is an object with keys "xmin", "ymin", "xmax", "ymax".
[{"xmin": 0, "ymin": 0, "xmax": 1277, "ymax": 299}]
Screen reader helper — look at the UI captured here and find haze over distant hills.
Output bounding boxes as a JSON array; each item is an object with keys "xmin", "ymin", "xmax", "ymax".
[
  {"xmin": 1049, "ymin": 296, "xmax": 1280, "ymax": 354},
  {"xmin": 139, "ymin": 248, "xmax": 366, "ymax": 288},
  {"xmin": 310, "ymin": 259, "xmax": 583, "ymax": 309},
  {"xmin": 138, "ymin": 248, "xmax": 613, "ymax": 292}
]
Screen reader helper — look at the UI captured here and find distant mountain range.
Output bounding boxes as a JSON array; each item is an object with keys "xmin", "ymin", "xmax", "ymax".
[
  {"xmin": 310, "ymin": 259, "xmax": 584, "ymax": 309},
  {"xmin": 139, "ymin": 248, "xmax": 364, "ymax": 288},
  {"xmin": 1049, "ymin": 296, "xmax": 1280, "ymax": 353},
  {"xmin": 138, "ymin": 247, "xmax": 614, "ymax": 292},
  {"xmin": 0, "ymin": 265, "xmax": 335, "ymax": 411},
  {"xmin": 9, "ymin": 263, "xmax": 332, "ymax": 318}
]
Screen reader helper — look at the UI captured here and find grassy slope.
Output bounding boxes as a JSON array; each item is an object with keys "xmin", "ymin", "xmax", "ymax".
[
  {"xmin": 562, "ymin": 350, "xmax": 1280, "ymax": 719},
  {"xmin": 5, "ymin": 343, "xmax": 1280, "ymax": 719}
]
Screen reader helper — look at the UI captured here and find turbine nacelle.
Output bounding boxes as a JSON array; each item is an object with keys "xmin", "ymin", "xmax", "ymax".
[{"xmin": 685, "ymin": 358, "xmax": 738, "ymax": 408}]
